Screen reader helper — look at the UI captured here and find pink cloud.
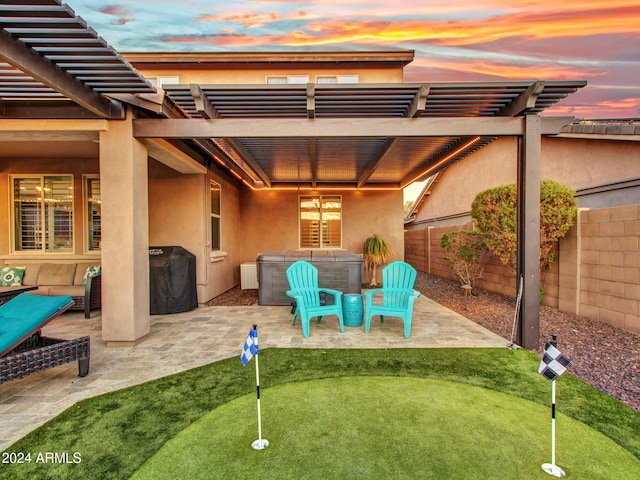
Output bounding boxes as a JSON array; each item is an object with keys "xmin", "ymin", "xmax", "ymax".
[{"xmin": 98, "ymin": 5, "xmax": 134, "ymax": 25}]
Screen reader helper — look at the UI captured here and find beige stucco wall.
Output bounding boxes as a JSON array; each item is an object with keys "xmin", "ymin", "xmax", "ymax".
[
  {"xmin": 0, "ymin": 145, "xmax": 243, "ymax": 305},
  {"xmin": 137, "ymin": 67, "xmax": 404, "ymax": 85},
  {"xmin": 541, "ymin": 137, "xmax": 640, "ymax": 189},
  {"xmin": 147, "ymin": 160, "xmax": 243, "ymax": 304},
  {"xmin": 411, "ymin": 138, "xmax": 519, "ymax": 224},
  {"xmin": 410, "ymin": 135, "xmax": 640, "ymax": 227},
  {"xmin": 239, "ymin": 189, "xmax": 404, "ymax": 283}
]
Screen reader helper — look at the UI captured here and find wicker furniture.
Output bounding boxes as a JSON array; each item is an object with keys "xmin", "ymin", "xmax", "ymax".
[
  {"xmin": 0, "ymin": 262, "xmax": 101, "ymax": 318},
  {"xmin": 0, "ymin": 285, "xmax": 37, "ymax": 306},
  {"xmin": 0, "ymin": 294, "xmax": 90, "ymax": 384}
]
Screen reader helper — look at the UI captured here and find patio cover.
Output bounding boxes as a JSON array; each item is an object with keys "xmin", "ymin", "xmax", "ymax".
[
  {"xmin": 151, "ymin": 81, "xmax": 586, "ymax": 190},
  {"xmin": 0, "ymin": 0, "xmax": 589, "ymax": 349}
]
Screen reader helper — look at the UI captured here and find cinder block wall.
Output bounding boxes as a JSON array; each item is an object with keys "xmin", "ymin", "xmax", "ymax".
[
  {"xmin": 576, "ymin": 205, "xmax": 640, "ymax": 334},
  {"xmin": 404, "ymin": 229, "xmax": 428, "ymax": 273},
  {"xmin": 406, "ymin": 205, "xmax": 640, "ymax": 334}
]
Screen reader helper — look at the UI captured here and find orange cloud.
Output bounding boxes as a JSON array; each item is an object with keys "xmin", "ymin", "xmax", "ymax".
[
  {"xmin": 546, "ymin": 96, "xmax": 640, "ymax": 118},
  {"xmin": 283, "ymin": 5, "xmax": 640, "ymax": 46},
  {"xmin": 198, "ymin": 12, "xmax": 277, "ymax": 28},
  {"xmin": 409, "ymin": 57, "xmax": 604, "ymax": 81}
]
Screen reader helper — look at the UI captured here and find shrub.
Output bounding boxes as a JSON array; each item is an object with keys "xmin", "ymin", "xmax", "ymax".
[
  {"xmin": 539, "ymin": 179, "xmax": 578, "ymax": 270},
  {"xmin": 362, "ymin": 233, "xmax": 395, "ymax": 287},
  {"xmin": 470, "ymin": 184, "xmax": 518, "ymax": 269},
  {"xmin": 471, "ymin": 179, "xmax": 577, "ymax": 273},
  {"xmin": 441, "ymin": 230, "xmax": 487, "ymax": 288}
]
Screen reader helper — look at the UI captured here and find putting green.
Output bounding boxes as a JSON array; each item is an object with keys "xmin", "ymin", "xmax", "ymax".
[{"xmin": 133, "ymin": 377, "xmax": 640, "ymax": 480}]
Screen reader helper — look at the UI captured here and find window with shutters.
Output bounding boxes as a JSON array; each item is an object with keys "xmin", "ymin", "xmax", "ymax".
[
  {"xmin": 299, "ymin": 195, "xmax": 342, "ymax": 249},
  {"xmin": 12, "ymin": 175, "xmax": 74, "ymax": 253}
]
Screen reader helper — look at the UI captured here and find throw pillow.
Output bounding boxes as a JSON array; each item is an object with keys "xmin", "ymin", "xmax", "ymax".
[
  {"xmin": 0, "ymin": 266, "xmax": 26, "ymax": 287},
  {"xmin": 82, "ymin": 265, "xmax": 101, "ymax": 285}
]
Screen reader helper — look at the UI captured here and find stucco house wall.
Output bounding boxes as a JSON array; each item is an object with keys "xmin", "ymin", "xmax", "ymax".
[
  {"xmin": 125, "ymin": 51, "xmax": 410, "ymax": 85},
  {"xmin": 239, "ymin": 189, "xmax": 404, "ymax": 284},
  {"xmin": 405, "ymin": 133, "xmax": 640, "ymax": 334},
  {"xmin": 147, "ymin": 160, "xmax": 243, "ymax": 303},
  {"xmin": 133, "ymin": 67, "xmax": 405, "ymax": 85}
]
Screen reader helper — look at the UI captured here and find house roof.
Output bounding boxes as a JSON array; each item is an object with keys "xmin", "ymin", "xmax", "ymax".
[
  {"xmin": 123, "ymin": 50, "xmax": 416, "ymax": 70},
  {"xmin": 1, "ymin": 1, "xmax": 587, "ymax": 190}
]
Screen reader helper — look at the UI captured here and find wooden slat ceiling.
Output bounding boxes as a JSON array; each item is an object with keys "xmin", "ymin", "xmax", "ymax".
[
  {"xmin": 162, "ymin": 82, "xmax": 585, "ymax": 188},
  {"xmin": 0, "ymin": 0, "xmax": 154, "ymax": 118}
]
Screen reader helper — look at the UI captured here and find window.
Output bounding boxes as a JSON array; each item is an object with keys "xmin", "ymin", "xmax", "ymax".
[
  {"xmin": 85, "ymin": 177, "xmax": 101, "ymax": 251},
  {"xmin": 299, "ymin": 195, "xmax": 342, "ymax": 248},
  {"xmin": 288, "ymin": 75, "xmax": 310, "ymax": 84},
  {"xmin": 266, "ymin": 76, "xmax": 287, "ymax": 84},
  {"xmin": 266, "ymin": 75, "xmax": 310, "ymax": 84},
  {"xmin": 210, "ymin": 181, "xmax": 221, "ymax": 251},
  {"xmin": 12, "ymin": 175, "xmax": 73, "ymax": 252},
  {"xmin": 148, "ymin": 76, "xmax": 179, "ymax": 88},
  {"xmin": 316, "ymin": 75, "xmax": 359, "ymax": 84}
]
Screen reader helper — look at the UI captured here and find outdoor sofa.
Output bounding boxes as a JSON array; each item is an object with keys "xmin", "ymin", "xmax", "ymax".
[{"xmin": 0, "ymin": 262, "xmax": 101, "ymax": 318}]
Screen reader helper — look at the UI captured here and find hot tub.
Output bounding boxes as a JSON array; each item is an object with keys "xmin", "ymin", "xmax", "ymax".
[{"xmin": 256, "ymin": 250, "xmax": 363, "ymax": 306}]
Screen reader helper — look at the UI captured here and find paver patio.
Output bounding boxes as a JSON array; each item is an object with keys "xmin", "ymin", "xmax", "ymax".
[{"xmin": 0, "ymin": 294, "xmax": 506, "ymax": 451}]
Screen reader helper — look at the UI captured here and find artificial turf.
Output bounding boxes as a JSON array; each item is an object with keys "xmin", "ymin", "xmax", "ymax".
[
  {"xmin": 133, "ymin": 376, "xmax": 640, "ymax": 480},
  {"xmin": 2, "ymin": 348, "xmax": 639, "ymax": 480}
]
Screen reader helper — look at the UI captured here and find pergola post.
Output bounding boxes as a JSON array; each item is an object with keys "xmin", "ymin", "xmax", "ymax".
[
  {"xmin": 99, "ymin": 108, "xmax": 151, "ymax": 345},
  {"xmin": 516, "ymin": 115, "xmax": 541, "ymax": 350}
]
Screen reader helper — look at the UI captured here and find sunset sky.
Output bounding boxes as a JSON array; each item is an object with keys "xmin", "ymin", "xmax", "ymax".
[{"xmin": 69, "ymin": 0, "xmax": 640, "ymax": 119}]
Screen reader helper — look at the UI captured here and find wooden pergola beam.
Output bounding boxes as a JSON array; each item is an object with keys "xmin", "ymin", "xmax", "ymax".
[
  {"xmin": 225, "ymin": 139, "xmax": 272, "ymax": 188},
  {"xmin": 133, "ymin": 116, "xmax": 575, "ymax": 139},
  {"xmin": 307, "ymin": 84, "xmax": 316, "ymax": 119},
  {"xmin": 498, "ymin": 81, "xmax": 545, "ymax": 116},
  {"xmin": 405, "ymin": 84, "xmax": 429, "ymax": 118},
  {"xmin": 0, "ymin": 29, "xmax": 123, "ymax": 119},
  {"xmin": 357, "ymin": 137, "xmax": 400, "ymax": 188},
  {"xmin": 190, "ymin": 84, "xmax": 219, "ymax": 119}
]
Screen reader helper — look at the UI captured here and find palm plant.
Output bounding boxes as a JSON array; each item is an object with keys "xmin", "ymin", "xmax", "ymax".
[{"xmin": 362, "ymin": 233, "xmax": 395, "ymax": 286}]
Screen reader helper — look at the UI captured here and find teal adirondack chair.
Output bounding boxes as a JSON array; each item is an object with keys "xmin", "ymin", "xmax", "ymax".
[
  {"xmin": 364, "ymin": 261, "xmax": 420, "ymax": 338},
  {"xmin": 286, "ymin": 261, "xmax": 345, "ymax": 338}
]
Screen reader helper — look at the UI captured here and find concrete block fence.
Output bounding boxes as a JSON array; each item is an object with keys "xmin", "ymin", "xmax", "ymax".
[{"xmin": 405, "ymin": 204, "xmax": 640, "ymax": 334}]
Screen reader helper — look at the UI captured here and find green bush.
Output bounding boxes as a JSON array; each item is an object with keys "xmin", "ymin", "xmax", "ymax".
[
  {"xmin": 441, "ymin": 230, "xmax": 487, "ymax": 288},
  {"xmin": 471, "ymin": 179, "xmax": 577, "ymax": 272},
  {"xmin": 470, "ymin": 184, "xmax": 518, "ymax": 269},
  {"xmin": 539, "ymin": 179, "xmax": 578, "ymax": 270}
]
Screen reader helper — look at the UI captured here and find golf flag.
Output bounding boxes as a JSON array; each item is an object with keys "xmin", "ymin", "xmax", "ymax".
[
  {"xmin": 538, "ymin": 343, "xmax": 572, "ymax": 381},
  {"xmin": 241, "ymin": 328, "xmax": 259, "ymax": 366}
]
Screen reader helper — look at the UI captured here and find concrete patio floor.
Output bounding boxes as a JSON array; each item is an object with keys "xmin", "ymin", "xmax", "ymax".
[{"xmin": 0, "ymin": 294, "xmax": 507, "ymax": 451}]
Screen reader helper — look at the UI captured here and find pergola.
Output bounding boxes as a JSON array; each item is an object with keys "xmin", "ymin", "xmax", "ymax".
[{"xmin": 1, "ymin": 0, "xmax": 587, "ymax": 349}]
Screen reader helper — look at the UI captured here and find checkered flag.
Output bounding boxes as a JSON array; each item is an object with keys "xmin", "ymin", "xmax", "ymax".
[
  {"xmin": 538, "ymin": 343, "xmax": 572, "ymax": 381},
  {"xmin": 240, "ymin": 328, "xmax": 259, "ymax": 366}
]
